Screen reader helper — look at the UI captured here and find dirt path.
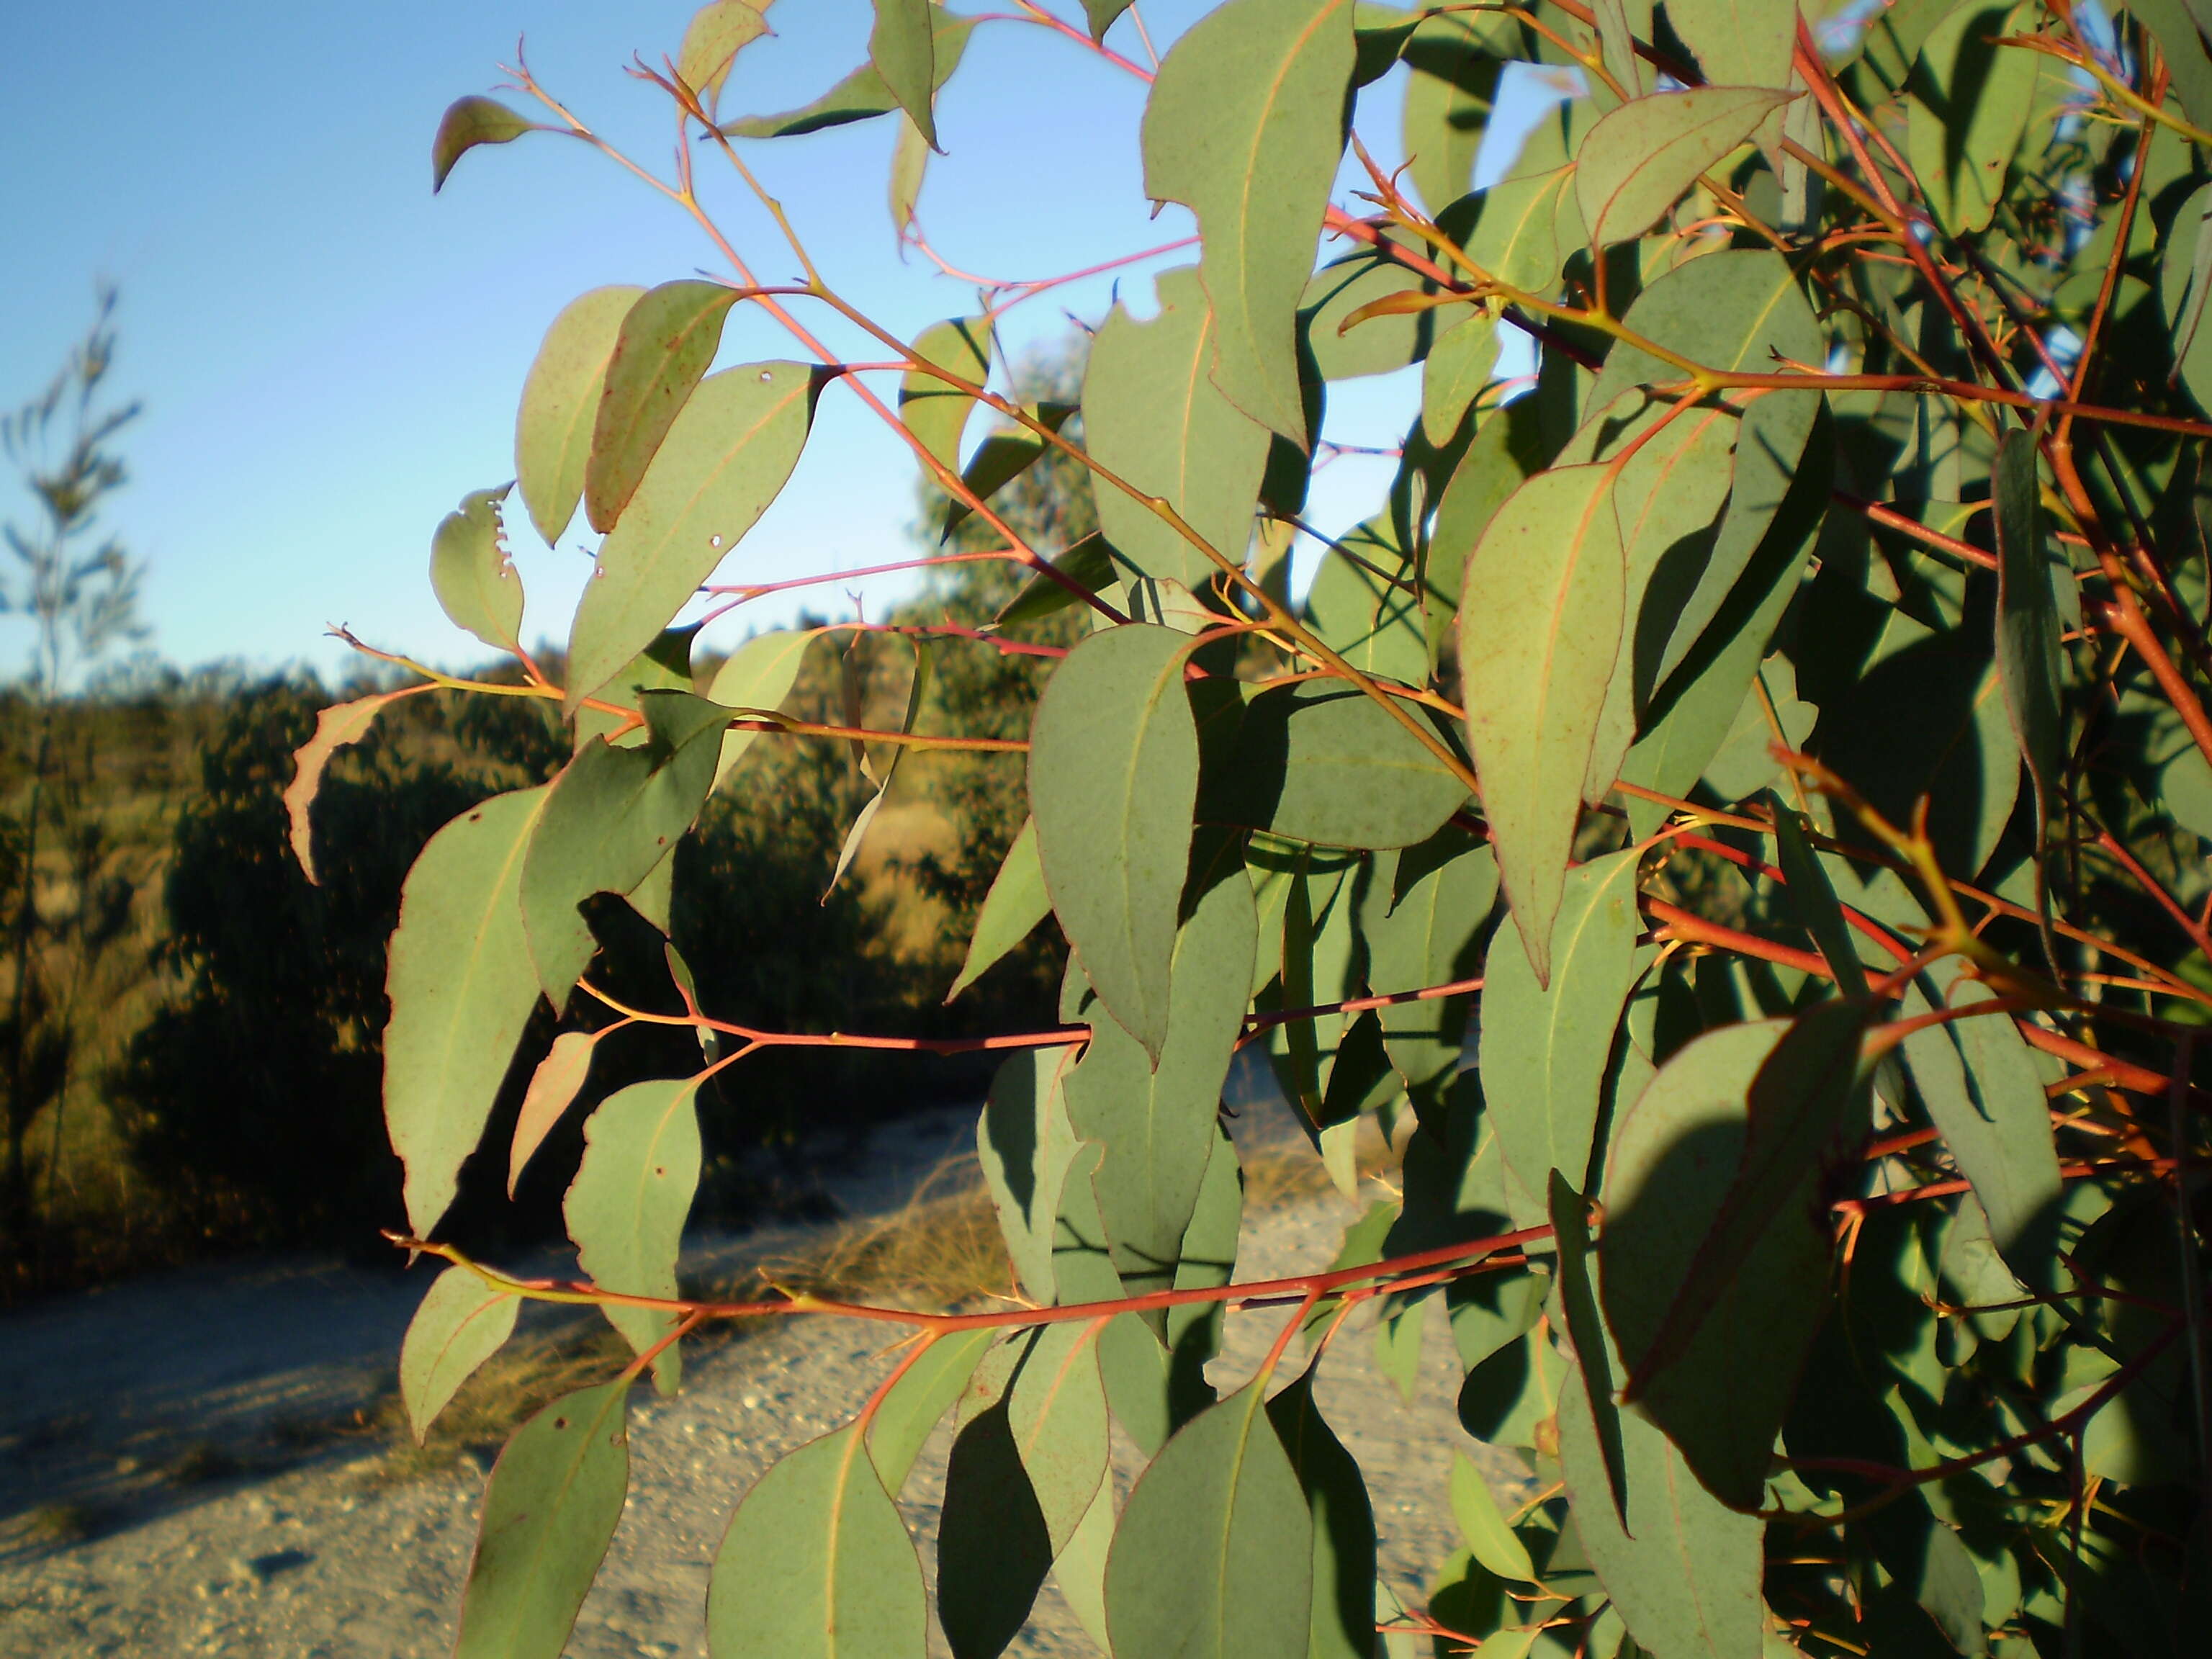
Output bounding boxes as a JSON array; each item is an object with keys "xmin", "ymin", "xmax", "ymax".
[{"xmin": 1, "ymin": 1107, "xmax": 1496, "ymax": 1658}]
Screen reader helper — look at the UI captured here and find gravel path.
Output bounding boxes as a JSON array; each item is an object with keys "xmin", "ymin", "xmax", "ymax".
[{"xmin": 1, "ymin": 1107, "xmax": 1493, "ymax": 1658}]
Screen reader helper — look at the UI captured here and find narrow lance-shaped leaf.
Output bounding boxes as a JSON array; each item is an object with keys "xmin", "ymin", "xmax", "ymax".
[
  {"xmin": 868, "ymin": 0, "xmax": 940, "ymax": 149},
  {"xmin": 515, "ymin": 285, "xmax": 644, "ymax": 547},
  {"xmin": 940, "ymin": 400, "xmax": 1077, "ymax": 539},
  {"xmin": 977, "ymin": 1043, "xmax": 1089, "ymax": 1305},
  {"xmin": 900, "ymin": 315, "xmax": 993, "ymax": 477},
  {"xmin": 948, "ymin": 816, "xmax": 1050, "ymax": 1001},
  {"xmin": 1028, "ymin": 624, "xmax": 1200, "ymax": 1061},
  {"xmin": 1576, "ymin": 87, "xmax": 1793, "ymax": 248},
  {"xmin": 564, "ymin": 1076, "xmax": 703, "ymax": 1395},
  {"xmin": 1992, "ymin": 427, "xmax": 2066, "ymax": 842},
  {"xmin": 866, "ymin": 1328, "xmax": 996, "ymax": 1496},
  {"xmin": 565, "ymin": 363, "xmax": 817, "ymax": 711},
  {"xmin": 1267, "ymin": 1366, "xmax": 1380, "ymax": 1659},
  {"xmin": 707, "ymin": 1425, "xmax": 928, "ymax": 1659},
  {"xmin": 825, "ymin": 638, "xmax": 931, "ymax": 898},
  {"xmin": 1447, "ymin": 1452, "xmax": 1536, "ymax": 1584},
  {"xmin": 585, "ymin": 281, "xmax": 743, "ymax": 535},
  {"xmin": 1460, "ymin": 464, "xmax": 1626, "ymax": 984},
  {"xmin": 284, "ymin": 685, "xmax": 428, "ymax": 884},
  {"xmin": 707, "ymin": 627, "xmax": 816, "ymax": 792},
  {"xmin": 1907, "ymin": 2, "xmax": 2038, "ymax": 234},
  {"xmin": 431, "ymin": 483, "xmax": 525, "ymax": 653},
  {"xmin": 385, "ymin": 786, "xmax": 552, "ymax": 1240},
  {"xmin": 678, "ymin": 0, "xmax": 774, "ymax": 104},
  {"xmin": 508, "ymin": 1029, "xmax": 600, "ymax": 1196},
  {"xmin": 1773, "ymin": 805, "xmax": 1863, "ymax": 994},
  {"xmin": 399, "ymin": 1266, "xmax": 521, "ymax": 1444},
  {"xmin": 432, "ymin": 96, "xmax": 538, "ymax": 192},
  {"xmin": 454, "ymin": 1381, "xmax": 631, "ymax": 1659},
  {"xmin": 717, "ymin": 12, "xmax": 976, "ymax": 138},
  {"xmin": 1141, "ymin": 0, "xmax": 1357, "ymax": 444}
]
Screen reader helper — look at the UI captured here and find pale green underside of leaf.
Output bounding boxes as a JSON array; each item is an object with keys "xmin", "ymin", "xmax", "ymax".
[
  {"xmin": 400, "ymin": 1266, "xmax": 521, "ymax": 1444},
  {"xmin": 708, "ymin": 627, "xmax": 816, "ymax": 792},
  {"xmin": 868, "ymin": 0, "xmax": 940, "ymax": 149},
  {"xmin": 432, "ymin": 96, "xmax": 535, "ymax": 192},
  {"xmin": 515, "ymin": 285, "xmax": 644, "ymax": 548},
  {"xmin": 509, "ymin": 1028, "xmax": 598, "ymax": 1197},
  {"xmin": 585, "ymin": 281, "xmax": 742, "ymax": 536},
  {"xmin": 565, "ymin": 1076, "xmax": 702, "ymax": 1395},
  {"xmin": 719, "ymin": 12, "xmax": 975, "ymax": 138},
  {"xmin": 900, "ymin": 315, "xmax": 993, "ymax": 477},
  {"xmin": 948, "ymin": 815, "xmax": 1050, "ymax": 999},
  {"xmin": 1575, "ymin": 86, "xmax": 1792, "ymax": 248},
  {"xmin": 431, "ymin": 483, "xmax": 525, "ymax": 653}
]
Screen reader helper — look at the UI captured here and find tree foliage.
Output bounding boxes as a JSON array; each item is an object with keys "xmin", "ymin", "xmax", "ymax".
[{"xmin": 298, "ymin": 3, "xmax": 2212, "ymax": 1655}]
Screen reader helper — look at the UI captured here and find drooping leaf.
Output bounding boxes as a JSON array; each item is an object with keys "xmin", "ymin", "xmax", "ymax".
[
  {"xmin": 1084, "ymin": 266, "xmax": 1272, "ymax": 590},
  {"xmin": 454, "ymin": 1381, "xmax": 631, "ymax": 1659},
  {"xmin": 1028, "ymin": 624, "xmax": 1200, "ymax": 1060},
  {"xmin": 868, "ymin": 0, "xmax": 941, "ymax": 148},
  {"xmin": 432, "ymin": 96, "xmax": 536, "ymax": 192},
  {"xmin": 1460, "ymin": 464, "xmax": 1626, "ymax": 983},
  {"xmin": 1063, "ymin": 866, "xmax": 1254, "ymax": 1293},
  {"xmin": 284, "ymin": 686, "xmax": 426, "ymax": 884},
  {"xmin": 706, "ymin": 627, "xmax": 816, "ymax": 791},
  {"xmin": 566, "ymin": 363, "xmax": 817, "ymax": 710},
  {"xmin": 1200, "ymin": 683, "xmax": 1469, "ymax": 849},
  {"xmin": 1400, "ymin": 12, "xmax": 1510, "ymax": 213},
  {"xmin": 1422, "ymin": 310, "xmax": 1501, "ymax": 444},
  {"xmin": 678, "ymin": 0, "xmax": 774, "ymax": 103},
  {"xmin": 515, "ymin": 285, "xmax": 645, "ymax": 547},
  {"xmin": 1303, "ymin": 514, "xmax": 1429, "ymax": 687},
  {"xmin": 1773, "ymin": 806, "xmax": 1863, "ymax": 994},
  {"xmin": 575, "ymin": 624, "xmax": 698, "ymax": 752},
  {"xmin": 976, "ymin": 1321, "xmax": 1112, "ymax": 1551},
  {"xmin": 399, "ymin": 1266, "xmax": 521, "ymax": 1444},
  {"xmin": 1083, "ymin": 0, "xmax": 1136, "ymax": 42},
  {"xmin": 888, "ymin": 109, "xmax": 929, "ymax": 238},
  {"xmin": 1447, "ymin": 1452, "xmax": 1536, "ymax": 1584},
  {"xmin": 564, "ymin": 1076, "xmax": 702, "ymax": 1394},
  {"xmin": 385, "ymin": 786, "xmax": 552, "ymax": 1239},
  {"xmin": 1300, "ymin": 243, "xmax": 1444, "ymax": 382},
  {"xmin": 868, "ymin": 1327, "xmax": 997, "ymax": 1496},
  {"xmin": 1363, "ymin": 832, "xmax": 1496, "ymax": 1092},
  {"xmin": 585, "ymin": 281, "xmax": 744, "ymax": 534},
  {"xmin": 940, "ymin": 400, "xmax": 1077, "ymax": 538},
  {"xmin": 1267, "ymin": 1366, "xmax": 1380, "ymax": 1659},
  {"xmin": 1462, "ymin": 104, "xmax": 1590, "ymax": 297},
  {"xmin": 948, "ymin": 816, "xmax": 1050, "ymax": 1000},
  {"xmin": 900, "ymin": 315, "xmax": 994, "ymax": 477},
  {"xmin": 718, "ymin": 11, "xmax": 976, "ymax": 137},
  {"xmin": 1557, "ymin": 1350, "xmax": 1764, "ymax": 1659},
  {"xmin": 1576, "ymin": 87, "xmax": 1793, "ymax": 248},
  {"xmin": 1141, "ymin": 0, "xmax": 1357, "ymax": 443},
  {"xmin": 1105, "ymin": 1380, "xmax": 1315, "ymax": 1659},
  {"xmin": 978, "ymin": 1043, "xmax": 1088, "ymax": 1304},
  {"xmin": 430, "ymin": 483, "xmax": 525, "ymax": 654},
  {"xmin": 823, "ymin": 637, "xmax": 931, "ymax": 899},
  {"xmin": 706, "ymin": 1425, "xmax": 928, "ymax": 1659},
  {"xmin": 1551, "ymin": 1170, "xmax": 1629, "ymax": 1527},
  {"xmin": 1907, "ymin": 3, "xmax": 2038, "ymax": 234},
  {"xmin": 1480, "ymin": 848, "xmax": 1644, "ymax": 1197},
  {"xmin": 997, "ymin": 532, "xmax": 1119, "ymax": 626},
  {"xmin": 1992, "ymin": 428, "xmax": 2066, "ymax": 838},
  {"xmin": 1051, "ymin": 1480, "xmax": 1115, "ymax": 1652},
  {"xmin": 508, "ymin": 1029, "xmax": 600, "ymax": 1196},
  {"xmin": 2162, "ymin": 179, "xmax": 2212, "ymax": 418}
]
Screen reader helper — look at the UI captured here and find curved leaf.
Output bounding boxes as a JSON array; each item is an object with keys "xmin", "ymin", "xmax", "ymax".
[
  {"xmin": 707, "ymin": 627, "xmax": 816, "ymax": 791},
  {"xmin": 566, "ymin": 362, "xmax": 816, "ymax": 710},
  {"xmin": 1084, "ymin": 266, "xmax": 1272, "ymax": 590},
  {"xmin": 1363, "ymin": 832, "xmax": 1496, "ymax": 1090},
  {"xmin": 978, "ymin": 1043, "xmax": 1089, "ymax": 1304},
  {"xmin": 565, "ymin": 1076, "xmax": 702, "ymax": 1393},
  {"xmin": 1907, "ymin": 2, "xmax": 2038, "ymax": 234},
  {"xmin": 1267, "ymin": 1366, "xmax": 1379, "ymax": 1659},
  {"xmin": 948, "ymin": 816, "xmax": 1051, "ymax": 1000},
  {"xmin": 385, "ymin": 786, "xmax": 552, "ymax": 1239},
  {"xmin": 454, "ymin": 1381, "xmax": 631, "ymax": 1659},
  {"xmin": 1460, "ymin": 464, "xmax": 1626, "ymax": 984},
  {"xmin": 515, "ymin": 284, "xmax": 644, "ymax": 548},
  {"xmin": 585, "ymin": 281, "xmax": 744, "ymax": 535},
  {"xmin": 1422, "ymin": 309, "xmax": 1500, "ymax": 444},
  {"xmin": 508, "ymin": 1029, "xmax": 600, "ymax": 1197},
  {"xmin": 284, "ymin": 686, "xmax": 423, "ymax": 884},
  {"xmin": 899, "ymin": 315, "xmax": 993, "ymax": 477},
  {"xmin": 718, "ymin": 12, "xmax": 976, "ymax": 138},
  {"xmin": 1105, "ymin": 1380, "xmax": 1315, "ymax": 1659},
  {"xmin": 868, "ymin": 0, "xmax": 940, "ymax": 149},
  {"xmin": 1141, "ymin": 0, "xmax": 1357, "ymax": 442},
  {"xmin": 1576, "ymin": 87, "xmax": 1794, "ymax": 248},
  {"xmin": 1992, "ymin": 428, "xmax": 2066, "ymax": 835},
  {"xmin": 1400, "ymin": 12, "xmax": 1509, "ymax": 214},
  {"xmin": 431, "ymin": 484, "xmax": 524, "ymax": 654},
  {"xmin": 399, "ymin": 1266, "xmax": 520, "ymax": 1444},
  {"xmin": 1303, "ymin": 514, "xmax": 1429, "ymax": 686},
  {"xmin": 1028, "ymin": 624, "xmax": 1200, "ymax": 1060},
  {"xmin": 679, "ymin": 0, "xmax": 773, "ymax": 104},
  {"xmin": 432, "ymin": 96, "xmax": 536, "ymax": 192},
  {"xmin": 867, "ymin": 1327, "xmax": 996, "ymax": 1495},
  {"xmin": 940, "ymin": 400, "xmax": 1076, "ymax": 538},
  {"xmin": 706, "ymin": 1425, "xmax": 927, "ymax": 1659},
  {"xmin": 1200, "ymin": 683, "xmax": 1469, "ymax": 849}
]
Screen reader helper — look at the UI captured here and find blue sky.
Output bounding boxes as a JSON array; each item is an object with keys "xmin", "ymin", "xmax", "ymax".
[{"xmin": 1, "ymin": 1, "xmax": 1556, "ymax": 684}]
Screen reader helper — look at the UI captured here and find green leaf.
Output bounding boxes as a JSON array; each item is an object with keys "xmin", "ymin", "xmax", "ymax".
[
  {"xmin": 900, "ymin": 315, "xmax": 994, "ymax": 477},
  {"xmin": 1479, "ymin": 848, "xmax": 1644, "ymax": 1198},
  {"xmin": 1200, "ymin": 683, "xmax": 1469, "ymax": 850},
  {"xmin": 868, "ymin": 0, "xmax": 940, "ymax": 148},
  {"xmin": 2162, "ymin": 180, "xmax": 2212, "ymax": 418},
  {"xmin": 1460, "ymin": 464, "xmax": 1625, "ymax": 984},
  {"xmin": 1576, "ymin": 88, "xmax": 1793, "ymax": 248},
  {"xmin": 1141, "ymin": 0, "xmax": 1357, "ymax": 443},
  {"xmin": 1400, "ymin": 12, "xmax": 1509, "ymax": 213},
  {"xmin": 976, "ymin": 1321, "xmax": 1112, "ymax": 1550},
  {"xmin": 719, "ymin": 11, "xmax": 976, "ymax": 137},
  {"xmin": 566, "ymin": 362, "xmax": 816, "ymax": 711},
  {"xmin": 385, "ymin": 786, "xmax": 552, "ymax": 1239},
  {"xmin": 1063, "ymin": 866, "xmax": 1254, "ymax": 1294},
  {"xmin": 508, "ymin": 1028, "xmax": 600, "ymax": 1196},
  {"xmin": 1083, "ymin": 0, "xmax": 1136, "ymax": 42},
  {"xmin": 565, "ymin": 1076, "xmax": 701, "ymax": 1395},
  {"xmin": 576, "ymin": 625, "xmax": 698, "ymax": 752},
  {"xmin": 1463, "ymin": 106, "xmax": 1590, "ymax": 297},
  {"xmin": 1028, "ymin": 624, "xmax": 1200, "ymax": 1060},
  {"xmin": 1601, "ymin": 1008, "xmax": 1863, "ymax": 1509},
  {"xmin": 454, "ymin": 1381, "xmax": 631, "ymax": 1659},
  {"xmin": 867, "ymin": 1328, "xmax": 996, "ymax": 1496},
  {"xmin": 678, "ymin": 0, "xmax": 773, "ymax": 102},
  {"xmin": 431, "ymin": 484, "xmax": 525, "ymax": 654},
  {"xmin": 585, "ymin": 281, "xmax": 744, "ymax": 535},
  {"xmin": 948, "ymin": 817, "xmax": 1050, "ymax": 1000},
  {"xmin": 940, "ymin": 401, "xmax": 1077, "ymax": 538},
  {"xmin": 399, "ymin": 1266, "xmax": 520, "ymax": 1444},
  {"xmin": 997, "ymin": 532, "xmax": 1118, "ymax": 625},
  {"xmin": 706, "ymin": 1425, "xmax": 927, "ymax": 1659},
  {"xmin": 706, "ymin": 627, "xmax": 815, "ymax": 791},
  {"xmin": 1084, "ymin": 266, "xmax": 1272, "ymax": 590},
  {"xmin": 889, "ymin": 109, "xmax": 929, "ymax": 238},
  {"xmin": 1556, "ymin": 1351, "xmax": 1763, "ymax": 1659},
  {"xmin": 978, "ymin": 1043, "xmax": 1089, "ymax": 1304},
  {"xmin": 1448, "ymin": 1452, "xmax": 1536, "ymax": 1583},
  {"xmin": 1773, "ymin": 806, "xmax": 1861, "ymax": 993},
  {"xmin": 1422, "ymin": 310, "xmax": 1501, "ymax": 445},
  {"xmin": 1267, "ymin": 1366, "xmax": 1380, "ymax": 1659},
  {"xmin": 1992, "ymin": 428, "xmax": 2066, "ymax": 839},
  {"xmin": 283, "ymin": 687, "xmax": 421, "ymax": 884},
  {"xmin": 1300, "ymin": 244, "xmax": 1443, "ymax": 382},
  {"xmin": 1052, "ymin": 1480, "xmax": 1115, "ymax": 1652},
  {"xmin": 1551, "ymin": 1171, "xmax": 1629, "ymax": 1527},
  {"xmin": 1665, "ymin": 0, "xmax": 1797, "ymax": 93},
  {"xmin": 515, "ymin": 285, "xmax": 645, "ymax": 548},
  {"xmin": 431, "ymin": 96, "xmax": 536, "ymax": 192},
  {"xmin": 1363, "ymin": 832, "xmax": 1496, "ymax": 1090},
  {"xmin": 1303, "ymin": 515, "xmax": 1429, "ymax": 687},
  {"xmin": 1907, "ymin": 3, "xmax": 2038, "ymax": 234},
  {"xmin": 1105, "ymin": 1379, "xmax": 1315, "ymax": 1659},
  {"xmin": 521, "ymin": 694, "xmax": 729, "ymax": 1004},
  {"xmin": 2133, "ymin": 0, "xmax": 2212, "ymax": 132}
]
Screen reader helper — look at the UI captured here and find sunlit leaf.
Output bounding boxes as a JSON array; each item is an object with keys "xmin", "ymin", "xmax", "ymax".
[
  {"xmin": 1907, "ymin": 3, "xmax": 2038, "ymax": 234},
  {"xmin": 515, "ymin": 285, "xmax": 644, "ymax": 547},
  {"xmin": 718, "ymin": 10, "xmax": 976, "ymax": 137},
  {"xmin": 869, "ymin": 0, "xmax": 941, "ymax": 149},
  {"xmin": 1400, "ymin": 12, "xmax": 1510, "ymax": 213},
  {"xmin": 508, "ymin": 1028, "xmax": 599, "ymax": 1196},
  {"xmin": 1422, "ymin": 310, "xmax": 1500, "ymax": 444},
  {"xmin": 900, "ymin": 315, "xmax": 993, "ymax": 477},
  {"xmin": 997, "ymin": 531, "xmax": 1119, "ymax": 625},
  {"xmin": 284, "ymin": 687, "xmax": 423, "ymax": 884},
  {"xmin": 432, "ymin": 96, "xmax": 537, "ymax": 193},
  {"xmin": 584, "ymin": 282, "xmax": 743, "ymax": 535},
  {"xmin": 679, "ymin": 0, "xmax": 773, "ymax": 104},
  {"xmin": 399, "ymin": 1266, "xmax": 520, "ymax": 1444},
  {"xmin": 940, "ymin": 400, "xmax": 1076, "ymax": 539},
  {"xmin": 565, "ymin": 1076, "xmax": 701, "ymax": 1393},
  {"xmin": 1200, "ymin": 683, "xmax": 1469, "ymax": 849},
  {"xmin": 1576, "ymin": 87, "xmax": 1793, "ymax": 248},
  {"xmin": 948, "ymin": 816, "xmax": 1051, "ymax": 1000},
  {"xmin": 1267, "ymin": 1366, "xmax": 1380, "ymax": 1659},
  {"xmin": 1447, "ymin": 1452, "xmax": 1535, "ymax": 1584},
  {"xmin": 431, "ymin": 483, "xmax": 525, "ymax": 654},
  {"xmin": 706, "ymin": 627, "xmax": 816, "ymax": 791},
  {"xmin": 866, "ymin": 1327, "xmax": 995, "ymax": 1497},
  {"xmin": 978, "ymin": 1043, "xmax": 1088, "ymax": 1304}
]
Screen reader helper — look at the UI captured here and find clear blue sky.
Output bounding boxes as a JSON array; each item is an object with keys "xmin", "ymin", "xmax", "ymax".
[{"xmin": 1, "ymin": 1, "xmax": 1557, "ymax": 683}]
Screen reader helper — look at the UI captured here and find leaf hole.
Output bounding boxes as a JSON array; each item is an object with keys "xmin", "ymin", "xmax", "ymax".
[
  {"xmin": 709, "ymin": 534, "xmax": 723, "ymax": 549},
  {"xmin": 554, "ymin": 1416, "xmax": 570, "ymax": 1430},
  {"xmin": 757, "ymin": 369, "xmax": 773, "ymax": 382}
]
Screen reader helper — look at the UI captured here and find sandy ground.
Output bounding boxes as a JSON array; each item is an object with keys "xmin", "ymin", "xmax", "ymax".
[{"xmin": 0, "ymin": 1100, "xmax": 1496, "ymax": 1658}]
